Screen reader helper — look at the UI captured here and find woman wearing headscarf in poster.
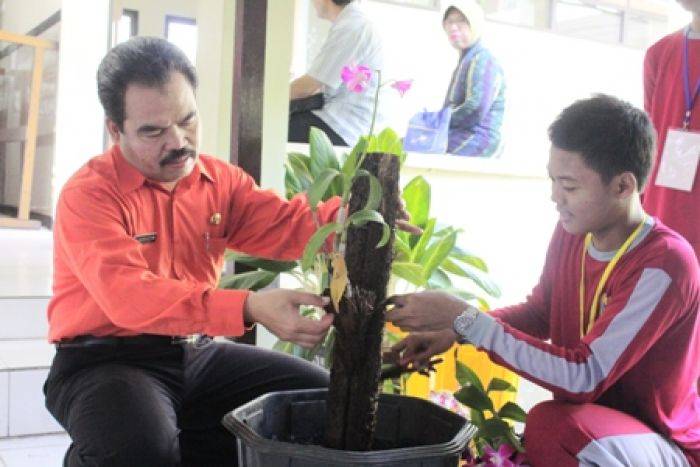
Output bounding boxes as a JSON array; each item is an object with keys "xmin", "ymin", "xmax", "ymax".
[{"xmin": 443, "ymin": 0, "xmax": 505, "ymax": 157}]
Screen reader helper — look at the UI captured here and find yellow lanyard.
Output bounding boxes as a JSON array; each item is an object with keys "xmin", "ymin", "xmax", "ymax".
[{"xmin": 579, "ymin": 215, "xmax": 648, "ymax": 337}]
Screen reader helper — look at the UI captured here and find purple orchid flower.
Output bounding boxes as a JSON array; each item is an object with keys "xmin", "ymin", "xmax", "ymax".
[
  {"xmin": 340, "ymin": 64, "xmax": 372, "ymax": 93},
  {"xmin": 391, "ymin": 79, "xmax": 413, "ymax": 97},
  {"xmin": 482, "ymin": 443, "xmax": 527, "ymax": 467}
]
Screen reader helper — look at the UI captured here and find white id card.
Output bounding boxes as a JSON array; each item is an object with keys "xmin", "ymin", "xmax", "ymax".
[{"xmin": 654, "ymin": 128, "xmax": 700, "ymax": 192}]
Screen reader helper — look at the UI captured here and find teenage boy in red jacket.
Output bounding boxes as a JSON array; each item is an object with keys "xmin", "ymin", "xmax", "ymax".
[{"xmin": 387, "ymin": 95, "xmax": 700, "ymax": 467}]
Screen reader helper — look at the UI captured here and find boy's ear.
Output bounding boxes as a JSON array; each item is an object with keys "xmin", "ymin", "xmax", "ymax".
[{"xmin": 614, "ymin": 171, "xmax": 638, "ymax": 198}]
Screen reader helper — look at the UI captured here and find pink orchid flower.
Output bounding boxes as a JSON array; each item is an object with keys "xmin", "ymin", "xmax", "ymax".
[
  {"xmin": 341, "ymin": 64, "xmax": 372, "ymax": 93},
  {"xmin": 482, "ymin": 443, "xmax": 526, "ymax": 467},
  {"xmin": 391, "ymin": 79, "xmax": 413, "ymax": 97},
  {"xmin": 429, "ymin": 390, "xmax": 469, "ymax": 418}
]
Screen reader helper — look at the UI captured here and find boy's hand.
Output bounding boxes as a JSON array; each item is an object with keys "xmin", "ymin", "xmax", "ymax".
[
  {"xmin": 244, "ymin": 290, "xmax": 333, "ymax": 348},
  {"xmin": 385, "ymin": 290, "xmax": 469, "ymax": 332},
  {"xmin": 391, "ymin": 330, "xmax": 457, "ymax": 367}
]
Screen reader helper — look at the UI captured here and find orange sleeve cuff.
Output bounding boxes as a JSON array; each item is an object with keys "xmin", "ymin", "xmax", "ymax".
[{"xmin": 205, "ymin": 288, "xmax": 249, "ymax": 337}]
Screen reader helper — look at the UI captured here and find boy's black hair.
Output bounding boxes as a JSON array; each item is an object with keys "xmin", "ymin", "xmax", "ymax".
[
  {"xmin": 549, "ymin": 94, "xmax": 655, "ymax": 189},
  {"xmin": 97, "ymin": 36, "xmax": 197, "ymax": 131}
]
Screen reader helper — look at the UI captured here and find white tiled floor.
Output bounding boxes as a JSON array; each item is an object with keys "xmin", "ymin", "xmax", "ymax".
[{"xmin": 0, "ymin": 433, "xmax": 70, "ymax": 467}]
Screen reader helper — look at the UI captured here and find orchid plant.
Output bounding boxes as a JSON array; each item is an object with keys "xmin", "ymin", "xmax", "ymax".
[
  {"xmin": 299, "ymin": 64, "xmax": 414, "ymax": 314},
  {"xmin": 425, "ymin": 355, "xmax": 528, "ymax": 466}
]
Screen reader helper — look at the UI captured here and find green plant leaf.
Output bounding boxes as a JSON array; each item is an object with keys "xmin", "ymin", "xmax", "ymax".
[
  {"xmin": 454, "ymin": 384, "xmax": 494, "ymax": 413},
  {"xmin": 391, "ymin": 261, "xmax": 425, "ymax": 286},
  {"xmin": 368, "ymin": 127, "xmax": 403, "ymax": 156},
  {"xmin": 218, "ymin": 270, "xmax": 278, "ymax": 291},
  {"xmin": 420, "ymin": 231, "xmax": 457, "ymax": 282},
  {"xmin": 402, "ymin": 176, "xmax": 431, "ymax": 228},
  {"xmin": 497, "ymin": 402, "xmax": 527, "ymax": 423},
  {"xmin": 393, "ymin": 233, "xmax": 412, "ymax": 259},
  {"xmin": 354, "ymin": 169, "xmax": 383, "ymax": 212},
  {"xmin": 410, "ymin": 218, "xmax": 436, "ymax": 263},
  {"xmin": 469, "ymin": 408, "xmax": 486, "ymax": 428},
  {"xmin": 273, "ymin": 340, "xmax": 296, "ymax": 354},
  {"xmin": 487, "ymin": 378, "xmax": 517, "ymax": 394},
  {"xmin": 441, "ymin": 258, "xmax": 501, "ymax": 298},
  {"xmin": 286, "ymin": 153, "xmax": 314, "ymax": 192},
  {"xmin": 427, "ymin": 268, "xmax": 452, "ymax": 289},
  {"xmin": 451, "ymin": 245, "xmax": 489, "ymax": 272},
  {"xmin": 341, "ymin": 150, "xmax": 358, "ymax": 181},
  {"xmin": 346, "ymin": 209, "xmax": 391, "ymax": 248},
  {"xmin": 477, "ymin": 417, "xmax": 511, "ymax": 440},
  {"xmin": 284, "ymin": 165, "xmax": 303, "ymax": 199},
  {"xmin": 348, "ymin": 136, "xmax": 368, "ymax": 166},
  {"xmin": 455, "ymin": 360, "xmax": 485, "ymax": 392},
  {"xmin": 309, "ymin": 127, "xmax": 340, "ymax": 176},
  {"xmin": 301, "ymin": 222, "xmax": 340, "ymax": 270},
  {"xmin": 226, "ymin": 252, "xmax": 298, "ymax": 273},
  {"xmin": 307, "ymin": 168, "xmax": 341, "ymax": 210}
]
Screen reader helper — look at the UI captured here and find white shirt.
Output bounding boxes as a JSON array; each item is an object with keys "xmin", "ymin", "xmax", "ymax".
[{"xmin": 308, "ymin": 2, "xmax": 384, "ymax": 146}]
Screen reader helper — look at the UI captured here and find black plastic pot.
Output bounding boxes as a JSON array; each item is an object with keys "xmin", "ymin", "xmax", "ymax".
[{"xmin": 222, "ymin": 388, "xmax": 475, "ymax": 467}]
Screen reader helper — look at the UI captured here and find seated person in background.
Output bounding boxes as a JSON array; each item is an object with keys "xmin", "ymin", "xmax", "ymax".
[
  {"xmin": 442, "ymin": 1, "xmax": 505, "ymax": 157},
  {"xmin": 387, "ymin": 95, "xmax": 700, "ymax": 466},
  {"xmin": 288, "ymin": 0, "xmax": 383, "ymax": 147}
]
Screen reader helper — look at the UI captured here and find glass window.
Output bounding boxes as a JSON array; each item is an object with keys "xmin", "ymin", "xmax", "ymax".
[
  {"xmin": 553, "ymin": 1, "xmax": 623, "ymax": 45},
  {"xmin": 482, "ymin": 0, "xmax": 549, "ymax": 29},
  {"xmin": 165, "ymin": 15, "xmax": 198, "ymax": 66},
  {"xmin": 116, "ymin": 9, "xmax": 138, "ymax": 44},
  {"xmin": 482, "ymin": 0, "xmax": 676, "ymax": 48}
]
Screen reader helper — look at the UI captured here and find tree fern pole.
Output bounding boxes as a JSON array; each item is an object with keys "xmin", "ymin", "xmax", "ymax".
[{"xmin": 325, "ymin": 151, "xmax": 399, "ymax": 451}]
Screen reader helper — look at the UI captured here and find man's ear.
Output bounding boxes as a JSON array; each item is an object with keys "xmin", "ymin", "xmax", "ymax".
[
  {"xmin": 614, "ymin": 171, "xmax": 638, "ymax": 198},
  {"xmin": 105, "ymin": 118, "xmax": 121, "ymax": 144}
]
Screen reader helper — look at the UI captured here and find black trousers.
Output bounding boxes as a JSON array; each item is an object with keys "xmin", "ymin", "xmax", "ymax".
[
  {"xmin": 288, "ymin": 110, "xmax": 348, "ymax": 146},
  {"xmin": 44, "ymin": 339, "xmax": 329, "ymax": 467}
]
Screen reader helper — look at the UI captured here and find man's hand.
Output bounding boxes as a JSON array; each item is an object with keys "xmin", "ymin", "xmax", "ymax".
[
  {"xmin": 385, "ymin": 290, "xmax": 470, "ymax": 332},
  {"xmin": 391, "ymin": 330, "xmax": 457, "ymax": 367},
  {"xmin": 395, "ymin": 199, "xmax": 423, "ymax": 235},
  {"xmin": 243, "ymin": 289, "xmax": 334, "ymax": 349}
]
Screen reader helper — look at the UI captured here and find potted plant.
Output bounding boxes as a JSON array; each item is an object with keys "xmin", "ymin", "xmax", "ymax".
[{"xmin": 220, "ymin": 66, "xmax": 505, "ymax": 465}]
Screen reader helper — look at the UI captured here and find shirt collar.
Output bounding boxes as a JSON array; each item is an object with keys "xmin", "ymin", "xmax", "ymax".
[{"xmin": 111, "ymin": 145, "xmax": 214, "ymax": 194}]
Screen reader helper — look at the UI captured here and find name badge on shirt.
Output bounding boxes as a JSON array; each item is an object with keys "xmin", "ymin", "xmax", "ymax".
[
  {"xmin": 134, "ymin": 232, "xmax": 157, "ymax": 244},
  {"xmin": 654, "ymin": 128, "xmax": 700, "ymax": 192}
]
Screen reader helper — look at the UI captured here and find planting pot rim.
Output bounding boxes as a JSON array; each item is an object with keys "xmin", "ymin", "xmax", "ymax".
[{"xmin": 222, "ymin": 388, "xmax": 477, "ymax": 464}]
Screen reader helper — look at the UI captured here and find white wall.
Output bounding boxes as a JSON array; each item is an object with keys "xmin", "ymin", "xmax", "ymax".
[{"xmin": 52, "ymin": 0, "xmax": 111, "ymax": 208}]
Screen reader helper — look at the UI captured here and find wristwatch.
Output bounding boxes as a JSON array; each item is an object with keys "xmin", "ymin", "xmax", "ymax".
[{"xmin": 453, "ymin": 306, "xmax": 479, "ymax": 344}]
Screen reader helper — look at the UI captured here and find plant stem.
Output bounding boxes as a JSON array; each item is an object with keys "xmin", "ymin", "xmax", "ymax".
[{"xmin": 356, "ymin": 69, "xmax": 382, "ymax": 172}]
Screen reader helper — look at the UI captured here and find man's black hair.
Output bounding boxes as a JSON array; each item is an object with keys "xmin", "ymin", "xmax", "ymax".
[
  {"xmin": 332, "ymin": 0, "xmax": 354, "ymax": 6},
  {"xmin": 97, "ymin": 36, "xmax": 197, "ymax": 131},
  {"xmin": 549, "ymin": 94, "xmax": 655, "ymax": 189}
]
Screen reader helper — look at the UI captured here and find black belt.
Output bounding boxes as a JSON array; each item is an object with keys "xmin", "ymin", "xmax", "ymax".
[{"xmin": 55, "ymin": 334, "xmax": 211, "ymax": 349}]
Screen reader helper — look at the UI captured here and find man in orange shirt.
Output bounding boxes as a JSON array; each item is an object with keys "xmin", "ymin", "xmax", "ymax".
[{"xmin": 43, "ymin": 36, "xmax": 375, "ymax": 466}]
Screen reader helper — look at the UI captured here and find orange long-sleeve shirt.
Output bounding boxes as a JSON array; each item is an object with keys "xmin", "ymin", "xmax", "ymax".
[{"xmin": 48, "ymin": 145, "xmax": 340, "ymax": 342}]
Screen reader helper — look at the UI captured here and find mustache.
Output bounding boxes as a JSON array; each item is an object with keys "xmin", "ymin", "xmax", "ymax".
[{"xmin": 160, "ymin": 147, "xmax": 196, "ymax": 166}]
